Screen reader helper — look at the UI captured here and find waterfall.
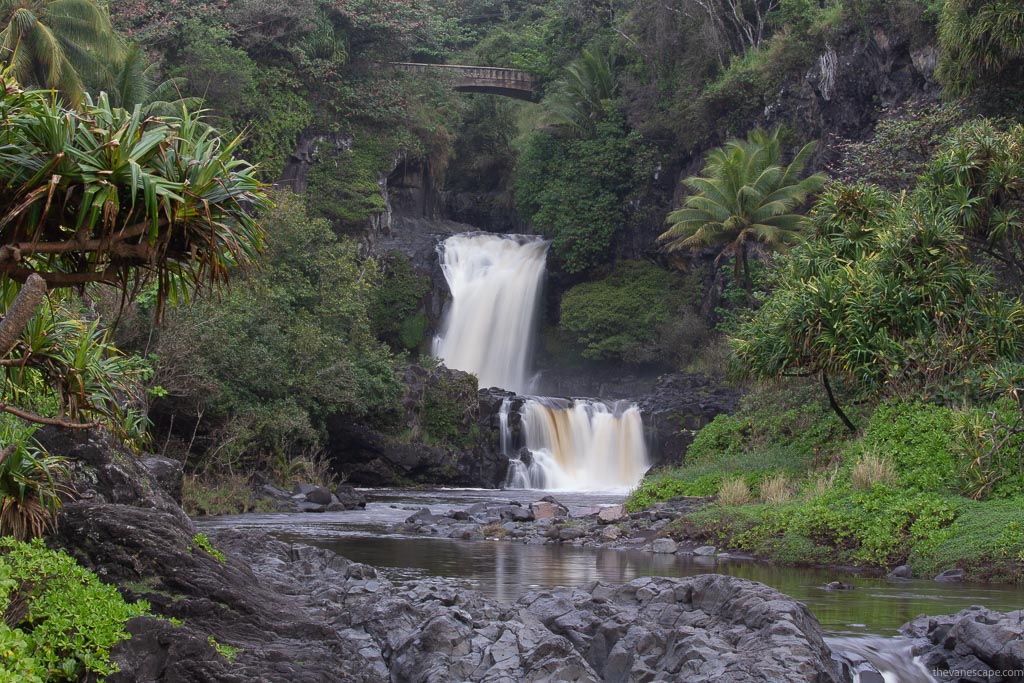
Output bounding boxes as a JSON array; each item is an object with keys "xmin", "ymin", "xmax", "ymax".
[
  {"xmin": 434, "ymin": 231, "xmax": 651, "ymax": 491},
  {"xmin": 501, "ymin": 397, "xmax": 650, "ymax": 491},
  {"xmin": 433, "ymin": 233, "xmax": 548, "ymax": 394}
]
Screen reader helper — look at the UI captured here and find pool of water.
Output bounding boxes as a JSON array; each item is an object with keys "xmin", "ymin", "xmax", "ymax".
[{"xmin": 197, "ymin": 487, "xmax": 1024, "ymax": 639}]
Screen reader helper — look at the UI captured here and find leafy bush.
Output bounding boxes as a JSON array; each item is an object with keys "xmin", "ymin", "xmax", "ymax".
[
  {"xmin": 0, "ymin": 538, "xmax": 150, "ymax": 680},
  {"xmin": 559, "ymin": 260, "xmax": 702, "ymax": 363},
  {"xmin": 515, "ymin": 106, "xmax": 653, "ymax": 274},
  {"xmin": 368, "ymin": 253, "xmax": 431, "ymax": 352},
  {"xmin": 910, "ymin": 497, "xmax": 1024, "ymax": 581},
  {"xmin": 854, "ymin": 403, "xmax": 958, "ymax": 493},
  {"xmin": 151, "ymin": 191, "xmax": 400, "ymax": 468}
]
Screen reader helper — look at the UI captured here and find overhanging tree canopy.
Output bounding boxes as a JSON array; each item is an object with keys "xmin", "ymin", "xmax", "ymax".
[
  {"xmin": 0, "ymin": 73, "xmax": 268, "ymax": 434},
  {"xmin": 0, "ymin": 75, "xmax": 268, "ymax": 318}
]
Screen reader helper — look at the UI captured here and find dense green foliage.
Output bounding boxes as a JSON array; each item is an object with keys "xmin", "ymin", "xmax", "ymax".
[
  {"xmin": 150, "ymin": 192, "xmax": 400, "ymax": 468},
  {"xmin": 368, "ymin": 253, "xmax": 431, "ymax": 353},
  {"xmin": 515, "ymin": 108, "xmax": 652, "ymax": 273},
  {"xmin": 937, "ymin": 0, "xmax": 1024, "ymax": 101},
  {"xmin": 632, "ymin": 390, "xmax": 1024, "ymax": 580},
  {"xmin": 660, "ymin": 127, "xmax": 825, "ymax": 297},
  {"xmin": 732, "ymin": 175, "xmax": 1024, "ymax": 427},
  {"xmin": 0, "ymin": 538, "xmax": 150, "ymax": 681},
  {"xmin": 558, "ymin": 260, "xmax": 701, "ymax": 363}
]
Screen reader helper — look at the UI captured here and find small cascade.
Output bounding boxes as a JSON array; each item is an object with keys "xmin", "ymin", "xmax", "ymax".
[
  {"xmin": 433, "ymin": 233, "xmax": 548, "ymax": 394},
  {"xmin": 826, "ymin": 636, "xmax": 935, "ymax": 683},
  {"xmin": 502, "ymin": 397, "xmax": 649, "ymax": 491}
]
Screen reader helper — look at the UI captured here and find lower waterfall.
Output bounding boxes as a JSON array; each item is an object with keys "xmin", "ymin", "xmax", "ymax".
[{"xmin": 503, "ymin": 397, "xmax": 649, "ymax": 491}]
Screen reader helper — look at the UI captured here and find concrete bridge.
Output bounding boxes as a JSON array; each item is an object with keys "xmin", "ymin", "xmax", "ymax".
[{"xmin": 388, "ymin": 62, "xmax": 537, "ymax": 101}]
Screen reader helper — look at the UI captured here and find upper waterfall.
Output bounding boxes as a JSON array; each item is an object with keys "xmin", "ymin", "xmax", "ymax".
[{"xmin": 433, "ymin": 233, "xmax": 548, "ymax": 393}]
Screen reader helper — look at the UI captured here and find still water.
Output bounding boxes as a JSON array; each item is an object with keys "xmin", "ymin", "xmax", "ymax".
[{"xmin": 197, "ymin": 488, "xmax": 1024, "ymax": 639}]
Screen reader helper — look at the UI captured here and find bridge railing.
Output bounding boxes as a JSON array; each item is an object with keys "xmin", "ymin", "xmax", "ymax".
[{"xmin": 387, "ymin": 62, "xmax": 536, "ymax": 87}]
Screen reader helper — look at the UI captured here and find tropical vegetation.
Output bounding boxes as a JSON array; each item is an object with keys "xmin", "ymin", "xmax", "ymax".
[{"xmin": 659, "ymin": 127, "xmax": 826, "ymax": 300}]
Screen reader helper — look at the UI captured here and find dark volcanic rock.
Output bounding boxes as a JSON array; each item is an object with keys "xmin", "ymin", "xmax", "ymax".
[
  {"xmin": 521, "ymin": 575, "xmax": 843, "ymax": 682},
  {"xmin": 327, "ymin": 365, "xmax": 509, "ymax": 488},
  {"xmin": 638, "ymin": 374, "xmax": 743, "ymax": 466},
  {"xmin": 903, "ymin": 606, "xmax": 1024, "ymax": 681},
  {"xmin": 333, "ymin": 485, "xmax": 367, "ymax": 509}
]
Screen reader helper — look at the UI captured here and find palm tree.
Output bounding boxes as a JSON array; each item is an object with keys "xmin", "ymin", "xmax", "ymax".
[
  {"xmin": 0, "ymin": 0, "xmax": 120, "ymax": 104},
  {"xmin": 100, "ymin": 44, "xmax": 201, "ymax": 117},
  {"xmin": 659, "ymin": 127, "xmax": 826, "ymax": 301},
  {"xmin": 540, "ymin": 47, "xmax": 616, "ymax": 136}
]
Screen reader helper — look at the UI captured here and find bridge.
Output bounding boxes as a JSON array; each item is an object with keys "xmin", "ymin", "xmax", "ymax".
[{"xmin": 388, "ymin": 63, "xmax": 537, "ymax": 101}]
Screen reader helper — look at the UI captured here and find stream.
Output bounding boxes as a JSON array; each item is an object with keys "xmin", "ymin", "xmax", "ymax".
[{"xmin": 198, "ymin": 488, "xmax": 1024, "ymax": 681}]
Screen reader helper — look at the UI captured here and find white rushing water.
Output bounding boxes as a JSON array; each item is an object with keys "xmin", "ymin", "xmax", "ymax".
[
  {"xmin": 433, "ymin": 233, "xmax": 548, "ymax": 394},
  {"xmin": 503, "ymin": 397, "xmax": 650, "ymax": 491}
]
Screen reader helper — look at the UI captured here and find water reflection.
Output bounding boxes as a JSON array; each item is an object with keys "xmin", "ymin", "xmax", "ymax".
[
  {"xmin": 199, "ymin": 488, "xmax": 1024, "ymax": 638},
  {"xmin": 264, "ymin": 532, "xmax": 1024, "ymax": 636}
]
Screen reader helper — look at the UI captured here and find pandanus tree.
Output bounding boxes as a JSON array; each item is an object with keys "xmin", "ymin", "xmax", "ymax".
[
  {"xmin": 0, "ymin": 0, "xmax": 120, "ymax": 104},
  {"xmin": 659, "ymin": 127, "xmax": 826, "ymax": 302},
  {"xmin": 0, "ymin": 75, "xmax": 268, "ymax": 536}
]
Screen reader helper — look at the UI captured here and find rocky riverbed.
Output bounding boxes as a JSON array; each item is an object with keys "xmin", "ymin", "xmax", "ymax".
[
  {"xmin": 43, "ymin": 428, "xmax": 1024, "ymax": 682},
  {"xmin": 389, "ymin": 495, "xmax": 751, "ymax": 558}
]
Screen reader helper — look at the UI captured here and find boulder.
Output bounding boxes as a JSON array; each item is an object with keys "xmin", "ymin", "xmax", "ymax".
[
  {"xmin": 332, "ymin": 485, "xmax": 367, "ymax": 510},
  {"xmin": 887, "ymin": 565, "xmax": 912, "ymax": 579},
  {"xmin": 597, "ymin": 504, "xmax": 627, "ymax": 524},
  {"xmin": 652, "ymin": 538, "xmax": 678, "ymax": 554},
  {"xmin": 293, "ymin": 484, "xmax": 333, "ymax": 506},
  {"xmin": 531, "ymin": 497, "xmax": 569, "ymax": 520},
  {"xmin": 521, "ymin": 575, "xmax": 843, "ymax": 682},
  {"xmin": 903, "ymin": 606, "xmax": 1024, "ymax": 679},
  {"xmin": 934, "ymin": 568, "xmax": 965, "ymax": 583}
]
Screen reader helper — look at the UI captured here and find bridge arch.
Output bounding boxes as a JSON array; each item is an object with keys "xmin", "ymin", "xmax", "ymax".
[{"xmin": 388, "ymin": 62, "xmax": 538, "ymax": 101}]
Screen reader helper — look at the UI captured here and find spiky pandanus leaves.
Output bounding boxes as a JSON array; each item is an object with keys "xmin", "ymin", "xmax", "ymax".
[
  {"xmin": 917, "ymin": 119, "xmax": 1024, "ymax": 277},
  {"xmin": 0, "ymin": 433, "xmax": 68, "ymax": 539},
  {"xmin": 732, "ymin": 182, "xmax": 1024, "ymax": 431},
  {"xmin": 937, "ymin": 0, "xmax": 1024, "ymax": 97},
  {"xmin": 0, "ymin": 0, "xmax": 120, "ymax": 104},
  {"xmin": 660, "ymin": 127, "xmax": 826, "ymax": 297},
  {"xmin": 0, "ymin": 75, "xmax": 269, "ymax": 319}
]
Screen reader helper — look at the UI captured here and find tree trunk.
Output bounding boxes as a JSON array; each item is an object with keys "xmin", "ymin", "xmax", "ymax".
[
  {"xmin": 0, "ymin": 273, "xmax": 47, "ymax": 357},
  {"xmin": 821, "ymin": 370, "xmax": 856, "ymax": 433}
]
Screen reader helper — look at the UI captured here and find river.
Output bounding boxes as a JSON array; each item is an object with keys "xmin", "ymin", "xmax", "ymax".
[{"xmin": 197, "ymin": 488, "xmax": 1024, "ymax": 639}]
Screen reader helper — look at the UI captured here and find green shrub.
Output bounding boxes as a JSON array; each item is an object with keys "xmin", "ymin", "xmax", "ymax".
[
  {"xmin": 855, "ymin": 403, "xmax": 958, "ymax": 493},
  {"xmin": 306, "ymin": 130, "xmax": 398, "ymax": 231},
  {"xmin": 559, "ymin": 260, "xmax": 702, "ymax": 363},
  {"xmin": 910, "ymin": 497, "xmax": 1024, "ymax": 581},
  {"xmin": 0, "ymin": 538, "xmax": 150, "ymax": 680},
  {"xmin": 368, "ymin": 252, "xmax": 431, "ymax": 352},
  {"xmin": 190, "ymin": 533, "xmax": 226, "ymax": 563},
  {"xmin": 515, "ymin": 106, "xmax": 653, "ymax": 274}
]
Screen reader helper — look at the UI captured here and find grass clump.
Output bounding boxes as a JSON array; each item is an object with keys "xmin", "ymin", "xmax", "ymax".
[
  {"xmin": 759, "ymin": 473, "xmax": 793, "ymax": 504},
  {"xmin": 851, "ymin": 453, "xmax": 897, "ymax": 490},
  {"xmin": 718, "ymin": 478, "xmax": 751, "ymax": 506}
]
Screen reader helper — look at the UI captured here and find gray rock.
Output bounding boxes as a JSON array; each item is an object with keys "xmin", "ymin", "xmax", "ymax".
[
  {"xmin": 600, "ymin": 525, "xmax": 622, "ymax": 542},
  {"xmin": 531, "ymin": 499, "xmax": 568, "ymax": 520},
  {"xmin": 887, "ymin": 565, "xmax": 912, "ymax": 579},
  {"xmin": 903, "ymin": 606, "xmax": 1024, "ymax": 680},
  {"xmin": 292, "ymin": 484, "xmax": 333, "ymax": 506},
  {"xmin": 296, "ymin": 501, "xmax": 327, "ymax": 513},
  {"xmin": 652, "ymin": 538, "xmax": 678, "ymax": 554},
  {"xmin": 934, "ymin": 568, "xmax": 965, "ymax": 583},
  {"xmin": 333, "ymin": 485, "xmax": 367, "ymax": 509},
  {"xmin": 559, "ymin": 527, "xmax": 586, "ymax": 541},
  {"xmin": 597, "ymin": 504, "xmax": 627, "ymax": 524},
  {"xmin": 693, "ymin": 545, "xmax": 717, "ymax": 556}
]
